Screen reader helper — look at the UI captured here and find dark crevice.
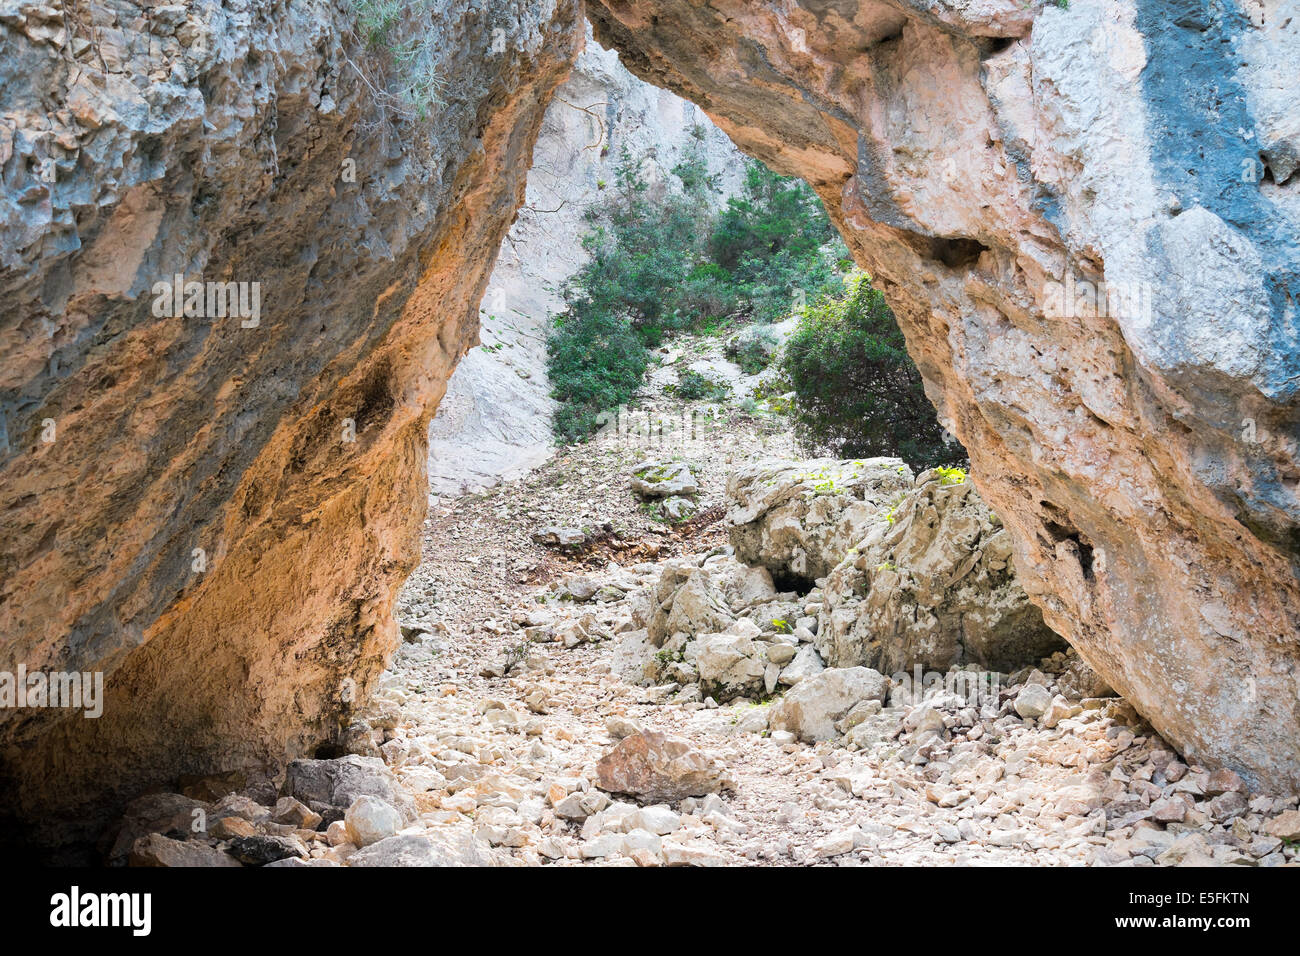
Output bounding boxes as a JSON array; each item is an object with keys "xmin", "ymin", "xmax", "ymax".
[
  {"xmin": 770, "ymin": 567, "xmax": 816, "ymax": 596},
  {"xmin": 929, "ymin": 235, "xmax": 989, "ymax": 268}
]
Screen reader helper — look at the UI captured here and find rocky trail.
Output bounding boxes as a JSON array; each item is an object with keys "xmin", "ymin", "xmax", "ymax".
[{"xmin": 112, "ymin": 335, "xmax": 1300, "ymax": 867}]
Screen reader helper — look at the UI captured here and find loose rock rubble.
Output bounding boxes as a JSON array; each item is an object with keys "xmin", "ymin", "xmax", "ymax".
[{"xmin": 107, "ymin": 333, "xmax": 1300, "ymax": 867}]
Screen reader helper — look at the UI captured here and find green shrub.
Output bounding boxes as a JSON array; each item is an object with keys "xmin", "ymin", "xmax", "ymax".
[
  {"xmin": 710, "ymin": 161, "xmax": 835, "ymax": 275},
  {"xmin": 673, "ymin": 369, "xmax": 731, "ymax": 401},
  {"xmin": 782, "ymin": 272, "xmax": 955, "ymax": 470},
  {"xmin": 547, "ymin": 307, "xmax": 649, "ymax": 443},
  {"xmin": 727, "ymin": 327, "xmax": 779, "ymax": 374}
]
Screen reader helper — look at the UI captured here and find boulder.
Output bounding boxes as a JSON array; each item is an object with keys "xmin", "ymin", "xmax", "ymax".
[
  {"xmin": 1014, "ymin": 683, "xmax": 1053, "ymax": 720},
  {"xmin": 689, "ymin": 633, "xmax": 767, "ymax": 700},
  {"xmin": 531, "ymin": 526, "xmax": 589, "ymax": 548},
  {"xmin": 769, "ymin": 667, "xmax": 890, "ymax": 743},
  {"xmin": 727, "ymin": 458, "xmax": 913, "ymax": 583},
  {"xmin": 816, "ymin": 471, "xmax": 1065, "ymax": 674},
  {"xmin": 129, "ymin": 833, "xmax": 242, "ymax": 868},
  {"xmin": 344, "ymin": 795, "xmax": 403, "ymax": 848},
  {"xmin": 349, "ymin": 832, "xmax": 496, "ymax": 867},
  {"xmin": 596, "ymin": 732, "xmax": 730, "ymax": 803},
  {"xmin": 630, "ymin": 461, "xmax": 699, "ymax": 499},
  {"xmin": 611, "ymin": 629, "xmax": 658, "ymax": 686},
  {"xmin": 778, "ymin": 645, "xmax": 826, "ymax": 687},
  {"xmin": 228, "ymin": 834, "xmax": 309, "ymax": 866},
  {"xmin": 282, "ymin": 755, "xmax": 412, "ymax": 821},
  {"xmin": 661, "ymin": 496, "xmax": 698, "ymax": 522},
  {"xmin": 271, "ymin": 796, "xmax": 322, "ymax": 830},
  {"xmin": 647, "ymin": 563, "xmax": 734, "ymax": 646}
]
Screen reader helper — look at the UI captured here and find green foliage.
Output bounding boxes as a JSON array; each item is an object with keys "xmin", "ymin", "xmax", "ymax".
[
  {"xmin": 710, "ymin": 160, "xmax": 847, "ymax": 321},
  {"xmin": 782, "ymin": 271, "xmax": 956, "ymax": 471},
  {"xmin": 673, "ymin": 369, "xmax": 731, "ymax": 401},
  {"xmin": 936, "ymin": 465, "xmax": 967, "ymax": 486},
  {"xmin": 547, "ymin": 307, "xmax": 649, "ymax": 442},
  {"xmin": 548, "ymin": 150, "xmax": 848, "ymax": 442},
  {"xmin": 728, "ymin": 327, "xmax": 779, "ymax": 374}
]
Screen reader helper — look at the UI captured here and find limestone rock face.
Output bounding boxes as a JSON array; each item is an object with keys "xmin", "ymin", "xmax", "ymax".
[
  {"xmin": 0, "ymin": 0, "xmax": 582, "ymax": 848},
  {"xmin": 727, "ymin": 458, "xmax": 914, "ymax": 584},
  {"xmin": 817, "ymin": 471, "xmax": 1065, "ymax": 674},
  {"xmin": 588, "ymin": 0, "xmax": 1300, "ymax": 791}
]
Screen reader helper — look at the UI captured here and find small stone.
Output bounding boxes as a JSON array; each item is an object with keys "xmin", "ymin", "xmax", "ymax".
[
  {"xmin": 605, "ymin": 716, "xmax": 644, "ymax": 739},
  {"xmin": 580, "ymin": 832, "xmax": 624, "ymax": 859},
  {"xmin": 531, "ymin": 526, "xmax": 588, "ymax": 548},
  {"xmin": 1263, "ymin": 809, "xmax": 1300, "ymax": 841},
  {"xmin": 1206, "ymin": 790, "xmax": 1248, "ymax": 823},
  {"xmin": 661, "ymin": 841, "xmax": 727, "ymax": 866},
  {"xmin": 1039, "ymin": 694, "xmax": 1078, "ymax": 729},
  {"xmin": 210, "ymin": 815, "xmax": 257, "ymax": 840},
  {"xmin": 228, "ymin": 834, "xmax": 308, "ymax": 866},
  {"xmin": 1150, "ymin": 797, "xmax": 1186, "ymax": 823},
  {"xmin": 766, "ymin": 642, "xmax": 796, "ymax": 666},
  {"xmin": 635, "ymin": 805, "xmax": 682, "ymax": 835},
  {"xmin": 272, "ymin": 796, "xmax": 322, "ymax": 829},
  {"xmin": 1205, "ymin": 768, "xmax": 1245, "ymax": 796},
  {"xmin": 325, "ymin": 820, "xmax": 350, "ymax": 846},
  {"xmin": 1013, "ymin": 683, "xmax": 1052, "ymax": 719},
  {"xmin": 344, "ymin": 795, "xmax": 403, "ymax": 848}
]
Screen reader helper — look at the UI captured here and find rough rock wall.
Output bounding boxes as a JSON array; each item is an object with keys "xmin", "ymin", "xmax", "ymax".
[
  {"xmin": 0, "ymin": 0, "xmax": 581, "ymax": 848},
  {"xmin": 586, "ymin": 0, "xmax": 1300, "ymax": 790},
  {"xmin": 427, "ymin": 30, "xmax": 745, "ymax": 496},
  {"xmin": 817, "ymin": 470, "xmax": 1065, "ymax": 674}
]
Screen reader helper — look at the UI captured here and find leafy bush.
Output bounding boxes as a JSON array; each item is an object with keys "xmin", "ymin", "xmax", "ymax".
[
  {"xmin": 710, "ymin": 162, "xmax": 835, "ymax": 274},
  {"xmin": 727, "ymin": 327, "xmax": 780, "ymax": 374},
  {"xmin": 548, "ymin": 307, "xmax": 649, "ymax": 442},
  {"xmin": 782, "ymin": 272, "xmax": 955, "ymax": 470},
  {"xmin": 673, "ymin": 369, "xmax": 731, "ymax": 401}
]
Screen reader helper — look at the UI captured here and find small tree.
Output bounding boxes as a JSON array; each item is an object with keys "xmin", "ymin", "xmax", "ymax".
[{"xmin": 782, "ymin": 272, "xmax": 955, "ymax": 470}]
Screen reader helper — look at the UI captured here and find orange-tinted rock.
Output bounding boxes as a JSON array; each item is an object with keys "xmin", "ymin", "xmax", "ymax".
[
  {"xmin": 0, "ymin": 0, "xmax": 583, "ymax": 852},
  {"xmin": 596, "ymin": 732, "xmax": 729, "ymax": 803}
]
